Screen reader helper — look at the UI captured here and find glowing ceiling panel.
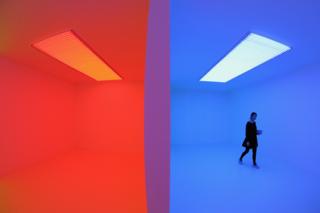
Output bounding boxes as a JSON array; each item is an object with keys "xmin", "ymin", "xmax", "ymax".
[
  {"xmin": 32, "ymin": 30, "xmax": 121, "ymax": 81},
  {"xmin": 200, "ymin": 33, "xmax": 291, "ymax": 83}
]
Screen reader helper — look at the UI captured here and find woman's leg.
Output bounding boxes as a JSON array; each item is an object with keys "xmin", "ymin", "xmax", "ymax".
[
  {"xmin": 252, "ymin": 146, "xmax": 257, "ymax": 165},
  {"xmin": 239, "ymin": 147, "xmax": 250, "ymax": 161}
]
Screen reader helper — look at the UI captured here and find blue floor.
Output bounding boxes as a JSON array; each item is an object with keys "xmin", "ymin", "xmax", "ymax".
[{"xmin": 170, "ymin": 144, "xmax": 320, "ymax": 213}]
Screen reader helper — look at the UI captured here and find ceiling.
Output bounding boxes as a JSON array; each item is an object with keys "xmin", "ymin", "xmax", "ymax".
[
  {"xmin": 1, "ymin": 0, "xmax": 149, "ymax": 83},
  {"xmin": 1, "ymin": 0, "xmax": 319, "ymax": 88},
  {"xmin": 171, "ymin": 0, "xmax": 320, "ymax": 90}
]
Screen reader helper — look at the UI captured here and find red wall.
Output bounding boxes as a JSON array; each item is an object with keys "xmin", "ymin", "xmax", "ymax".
[
  {"xmin": 0, "ymin": 59, "xmax": 147, "ymax": 212},
  {"xmin": 1, "ymin": 1, "xmax": 149, "ymax": 210},
  {"xmin": 73, "ymin": 81, "xmax": 147, "ymax": 212},
  {"xmin": 75, "ymin": 81, "xmax": 144, "ymax": 152},
  {"xmin": 0, "ymin": 58, "xmax": 76, "ymax": 176}
]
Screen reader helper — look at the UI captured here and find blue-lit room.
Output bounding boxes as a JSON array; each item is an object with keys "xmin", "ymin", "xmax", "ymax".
[{"xmin": 170, "ymin": 0, "xmax": 320, "ymax": 212}]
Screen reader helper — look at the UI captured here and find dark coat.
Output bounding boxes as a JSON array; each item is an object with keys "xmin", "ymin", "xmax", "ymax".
[{"xmin": 242, "ymin": 121, "xmax": 258, "ymax": 148}]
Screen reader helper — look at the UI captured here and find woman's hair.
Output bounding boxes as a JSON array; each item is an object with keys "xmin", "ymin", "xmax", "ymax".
[{"xmin": 250, "ymin": 112, "xmax": 257, "ymax": 117}]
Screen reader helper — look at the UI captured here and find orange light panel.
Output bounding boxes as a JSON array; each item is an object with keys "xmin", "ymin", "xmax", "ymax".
[{"xmin": 32, "ymin": 31, "xmax": 121, "ymax": 81}]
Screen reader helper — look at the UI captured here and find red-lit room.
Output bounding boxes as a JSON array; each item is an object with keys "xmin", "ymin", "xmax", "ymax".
[{"xmin": 0, "ymin": 0, "xmax": 170, "ymax": 212}]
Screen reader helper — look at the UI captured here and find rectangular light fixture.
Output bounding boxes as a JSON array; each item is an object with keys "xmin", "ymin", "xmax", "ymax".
[
  {"xmin": 32, "ymin": 30, "xmax": 121, "ymax": 81},
  {"xmin": 200, "ymin": 33, "xmax": 290, "ymax": 83}
]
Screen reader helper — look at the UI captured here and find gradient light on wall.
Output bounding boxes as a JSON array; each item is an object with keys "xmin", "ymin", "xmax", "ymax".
[
  {"xmin": 32, "ymin": 30, "xmax": 121, "ymax": 81},
  {"xmin": 200, "ymin": 33, "xmax": 291, "ymax": 83}
]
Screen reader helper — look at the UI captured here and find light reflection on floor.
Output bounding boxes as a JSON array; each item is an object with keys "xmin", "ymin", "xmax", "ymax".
[
  {"xmin": 170, "ymin": 144, "xmax": 320, "ymax": 213},
  {"xmin": 0, "ymin": 150, "xmax": 147, "ymax": 213}
]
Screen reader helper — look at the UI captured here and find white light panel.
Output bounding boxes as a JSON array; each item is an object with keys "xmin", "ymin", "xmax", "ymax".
[{"xmin": 200, "ymin": 33, "xmax": 291, "ymax": 83}]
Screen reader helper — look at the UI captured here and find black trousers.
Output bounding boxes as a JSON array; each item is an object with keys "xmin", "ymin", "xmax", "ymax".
[{"xmin": 240, "ymin": 146, "xmax": 257, "ymax": 165}]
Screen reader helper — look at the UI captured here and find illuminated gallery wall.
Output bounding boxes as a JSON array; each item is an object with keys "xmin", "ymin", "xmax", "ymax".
[
  {"xmin": 3, "ymin": 0, "xmax": 320, "ymax": 212},
  {"xmin": 229, "ymin": 64, "xmax": 320, "ymax": 176},
  {"xmin": 0, "ymin": 59, "xmax": 149, "ymax": 213},
  {"xmin": 0, "ymin": 58, "xmax": 77, "ymax": 176},
  {"xmin": 144, "ymin": 0, "xmax": 170, "ymax": 212},
  {"xmin": 171, "ymin": 89, "xmax": 231, "ymax": 145},
  {"xmin": 75, "ymin": 82, "xmax": 144, "ymax": 152},
  {"xmin": 73, "ymin": 81, "xmax": 148, "ymax": 213},
  {"xmin": 171, "ymin": 64, "xmax": 320, "ymax": 176},
  {"xmin": 0, "ymin": 0, "xmax": 170, "ymax": 212},
  {"xmin": 170, "ymin": 0, "xmax": 320, "ymax": 179}
]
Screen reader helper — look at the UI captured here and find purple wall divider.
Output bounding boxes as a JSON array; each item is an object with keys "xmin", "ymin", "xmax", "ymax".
[{"xmin": 144, "ymin": 0, "xmax": 170, "ymax": 212}]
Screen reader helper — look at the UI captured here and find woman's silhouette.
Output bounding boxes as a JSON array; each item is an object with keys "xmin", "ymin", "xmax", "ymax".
[{"xmin": 239, "ymin": 112, "xmax": 262, "ymax": 168}]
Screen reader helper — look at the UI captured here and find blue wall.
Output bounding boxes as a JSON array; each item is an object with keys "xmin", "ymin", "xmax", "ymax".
[
  {"xmin": 230, "ymin": 64, "xmax": 320, "ymax": 176},
  {"xmin": 171, "ymin": 88, "xmax": 231, "ymax": 145},
  {"xmin": 170, "ymin": 1, "xmax": 320, "ymax": 211},
  {"xmin": 171, "ymin": 64, "xmax": 320, "ymax": 176},
  {"xmin": 170, "ymin": 64, "xmax": 320, "ymax": 213}
]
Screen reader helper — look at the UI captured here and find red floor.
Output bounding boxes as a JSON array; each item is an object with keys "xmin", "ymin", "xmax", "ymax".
[{"xmin": 1, "ymin": 149, "xmax": 147, "ymax": 213}]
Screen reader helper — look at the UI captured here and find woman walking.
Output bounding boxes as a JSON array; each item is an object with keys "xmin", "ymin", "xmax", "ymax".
[{"xmin": 239, "ymin": 112, "xmax": 262, "ymax": 168}]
